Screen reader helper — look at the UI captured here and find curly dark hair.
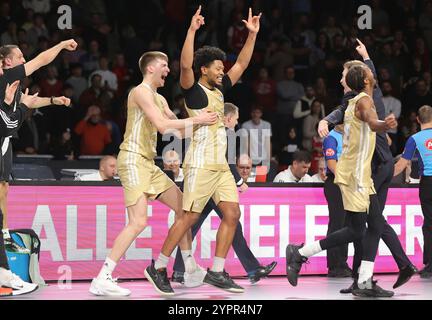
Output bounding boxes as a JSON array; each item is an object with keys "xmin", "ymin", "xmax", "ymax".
[
  {"xmin": 345, "ymin": 65, "xmax": 369, "ymax": 92},
  {"xmin": 193, "ymin": 46, "xmax": 226, "ymax": 75}
]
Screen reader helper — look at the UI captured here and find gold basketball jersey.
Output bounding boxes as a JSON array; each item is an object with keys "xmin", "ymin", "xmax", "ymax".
[
  {"xmin": 335, "ymin": 91, "xmax": 376, "ymax": 188},
  {"xmin": 119, "ymin": 85, "xmax": 164, "ymax": 160},
  {"xmin": 183, "ymin": 83, "xmax": 229, "ymax": 171}
]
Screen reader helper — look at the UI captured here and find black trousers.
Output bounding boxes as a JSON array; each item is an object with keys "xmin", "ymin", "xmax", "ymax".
[
  {"xmin": 321, "ymin": 195, "xmax": 385, "ymax": 264},
  {"xmin": 420, "ymin": 176, "xmax": 432, "ymax": 266},
  {"xmin": 0, "ymin": 209, "xmax": 9, "ymax": 270},
  {"xmin": 351, "ymin": 160, "xmax": 411, "ymax": 274},
  {"xmin": 324, "ymin": 174, "xmax": 349, "ymax": 270},
  {"xmin": 173, "ymin": 199, "xmax": 260, "ymax": 275}
]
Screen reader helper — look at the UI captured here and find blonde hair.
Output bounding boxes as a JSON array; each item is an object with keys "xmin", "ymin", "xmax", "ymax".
[{"xmin": 138, "ymin": 51, "xmax": 168, "ymax": 76}]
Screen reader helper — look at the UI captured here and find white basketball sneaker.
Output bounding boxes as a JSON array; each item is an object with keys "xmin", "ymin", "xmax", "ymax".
[
  {"xmin": 0, "ymin": 268, "xmax": 38, "ymax": 296},
  {"xmin": 184, "ymin": 264, "xmax": 207, "ymax": 288},
  {"xmin": 89, "ymin": 275, "xmax": 131, "ymax": 296}
]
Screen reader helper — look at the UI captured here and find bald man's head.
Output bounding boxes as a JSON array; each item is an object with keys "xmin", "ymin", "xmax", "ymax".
[{"xmin": 99, "ymin": 155, "xmax": 117, "ymax": 180}]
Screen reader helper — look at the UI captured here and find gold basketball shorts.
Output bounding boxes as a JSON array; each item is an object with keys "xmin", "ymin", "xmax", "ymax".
[
  {"xmin": 182, "ymin": 168, "xmax": 239, "ymax": 213},
  {"xmin": 337, "ymin": 182, "xmax": 376, "ymax": 213},
  {"xmin": 117, "ymin": 150, "xmax": 174, "ymax": 207}
]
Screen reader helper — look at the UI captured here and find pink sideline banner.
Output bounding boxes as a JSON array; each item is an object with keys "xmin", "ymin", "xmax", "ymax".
[{"xmin": 7, "ymin": 186, "xmax": 424, "ymax": 281}]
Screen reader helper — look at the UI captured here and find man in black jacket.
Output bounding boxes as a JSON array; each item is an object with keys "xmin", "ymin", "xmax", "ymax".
[
  {"xmin": 317, "ymin": 39, "xmax": 417, "ymax": 291},
  {"xmin": 0, "ymin": 80, "xmax": 39, "ymax": 296},
  {"xmin": 171, "ymin": 102, "xmax": 276, "ymax": 285}
]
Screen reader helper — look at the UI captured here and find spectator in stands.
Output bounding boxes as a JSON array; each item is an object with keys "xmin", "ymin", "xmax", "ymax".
[
  {"xmin": 162, "ymin": 150, "xmax": 183, "ymax": 182},
  {"xmin": 80, "ymin": 39, "xmax": 101, "ymax": 74},
  {"xmin": 39, "ymin": 65, "xmax": 63, "ymax": 98},
  {"xmin": 89, "ymin": 56, "xmax": 118, "ymax": 97},
  {"xmin": 227, "ymin": 11, "xmax": 249, "ymax": 55},
  {"xmin": 77, "ymin": 155, "xmax": 117, "ymax": 181},
  {"xmin": 49, "ymin": 128, "xmax": 74, "ymax": 160},
  {"xmin": 320, "ymin": 16, "xmax": 342, "ymax": 43},
  {"xmin": 302, "ymin": 99, "xmax": 323, "ymax": 151},
  {"xmin": 236, "ymin": 154, "xmax": 254, "ymax": 183},
  {"xmin": 311, "ymin": 157, "xmax": 327, "ymax": 183},
  {"xmin": 13, "ymin": 109, "xmax": 39, "ymax": 155},
  {"xmin": 264, "ymin": 39, "xmax": 294, "ymax": 82},
  {"xmin": 276, "ymin": 66, "xmax": 304, "ymax": 136},
  {"xmin": 26, "ymin": 14, "xmax": 49, "ymax": 49},
  {"xmin": 293, "ymin": 86, "xmax": 324, "ymax": 143},
  {"xmin": 112, "ymin": 53, "xmax": 131, "ymax": 97},
  {"xmin": 401, "ymin": 110, "xmax": 421, "ymax": 139},
  {"xmin": 241, "ymin": 106, "xmax": 272, "ymax": 166},
  {"xmin": 66, "ymin": 63, "xmax": 88, "ymax": 104},
  {"xmin": 22, "ymin": 0, "xmax": 50, "ymax": 14},
  {"xmin": 252, "ymin": 66, "xmax": 277, "ymax": 116},
  {"xmin": 404, "ymin": 79, "xmax": 432, "ymax": 114},
  {"xmin": 1, "ymin": 21, "xmax": 17, "ymax": 45},
  {"xmin": 79, "ymin": 73, "xmax": 104, "ymax": 111},
  {"xmin": 74, "ymin": 105, "xmax": 111, "ymax": 155},
  {"xmin": 382, "ymin": 81, "xmax": 402, "ymax": 154},
  {"xmin": 273, "ymin": 150, "xmax": 313, "ymax": 183},
  {"xmin": 278, "ymin": 127, "xmax": 300, "ymax": 168}
]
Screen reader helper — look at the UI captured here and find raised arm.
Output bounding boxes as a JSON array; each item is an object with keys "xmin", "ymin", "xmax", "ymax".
[
  {"xmin": 356, "ymin": 96, "xmax": 397, "ymax": 132},
  {"xmin": 226, "ymin": 8, "xmax": 261, "ymax": 85},
  {"xmin": 355, "ymin": 38, "xmax": 378, "ymax": 77},
  {"xmin": 180, "ymin": 6, "xmax": 205, "ymax": 90},
  {"xmin": 24, "ymin": 39, "xmax": 77, "ymax": 76}
]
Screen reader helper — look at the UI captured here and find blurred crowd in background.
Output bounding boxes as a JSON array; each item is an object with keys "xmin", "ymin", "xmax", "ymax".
[{"xmin": 1, "ymin": 0, "xmax": 431, "ymax": 178}]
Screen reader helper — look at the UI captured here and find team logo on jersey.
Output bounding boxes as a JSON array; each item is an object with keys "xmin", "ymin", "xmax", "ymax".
[
  {"xmin": 426, "ymin": 139, "xmax": 432, "ymax": 150},
  {"xmin": 325, "ymin": 148, "xmax": 335, "ymax": 157}
]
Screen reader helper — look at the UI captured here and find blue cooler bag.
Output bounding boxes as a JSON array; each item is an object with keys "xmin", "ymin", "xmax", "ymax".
[
  {"xmin": 5, "ymin": 229, "xmax": 45, "ymax": 285},
  {"xmin": 6, "ymin": 233, "xmax": 30, "ymax": 282}
]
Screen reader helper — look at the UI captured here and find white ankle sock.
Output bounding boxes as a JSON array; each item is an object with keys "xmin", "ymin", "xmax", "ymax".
[
  {"xmin": 2, "ymin": 229, "xmax": 10, "ymax": 240},
  {"xmin": 154, "ymin": 253, "xmax": 170, "ymax": 270},
  {"xmin": 97, "ymin": 257, "xmax": 116, "ymax": 279},
  {"xmin": 211, "ymin": 257, "xmax": 225, "ymax": 272},
  {"xmin": 358, "ymin": 260, "xmax": 374, "ymax": 284},
  {"xmin": 298, "ymin": 241, "xmax": 322, "ymax": 258},
  {"xmin": 181, "ymin": 250, "xmax": 191, "ymax": 262}
]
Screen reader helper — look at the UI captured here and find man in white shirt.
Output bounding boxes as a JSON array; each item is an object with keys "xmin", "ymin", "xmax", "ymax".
[
  {"xmin": 381, "ymin": 81, "xmax": 401, "ymax": 154},
  {"xmin": 273, "ymin": 150, "xmax": 313, "ymax": 182},
  {"xmin": 241, "ymin": 106, "xmax": 272, "ymax": 166},
  {"xmin": 163, "ymin": 150, "xmax": 184, "ymax": 182},
  {"xmin": 78, "ymin": 155, "xmax": 117, "ymax": 181},
  {"xmin": 88, "ymin": 56, "xmax": 118, "ymax": 96},
  {"xmin": 311, "ymin": 157, "xmax": 327, "ymax": 183}
]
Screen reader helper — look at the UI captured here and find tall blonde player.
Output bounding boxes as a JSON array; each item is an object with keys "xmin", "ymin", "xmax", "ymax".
[{"xmin": 90, "ymin": 51, "xmax": 217, "ymax": 296}]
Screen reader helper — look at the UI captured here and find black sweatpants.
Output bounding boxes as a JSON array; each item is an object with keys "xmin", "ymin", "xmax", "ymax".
[
  {"xmin": 324, "ymin": 174, "xmax": 349, "ymax": 270},
  {"xmin": 173, "ymin": 199, "xmax": 260, "ymax": 275},
  {"xmin": 351, "ymin": 160, "xmax": 411, "ymax": 274},
  {"xmin": 0, "ymin": 209, "xmax": 9, "ymax": 270},
  {"xmin": 420, "ymin": 176, "xmax": 432, "ymax": 266},
  {"xmin": 320, "ymin": 194, "xmax": 385, "ymax": 264}
]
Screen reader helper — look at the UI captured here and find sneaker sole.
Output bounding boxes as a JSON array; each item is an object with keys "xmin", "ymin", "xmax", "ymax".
[
  {"xmin": 144, "ymin": 269, "xmax": 175, "ymax": 296},
  {"xmin": 11, "ymin": 284, "xmax": 39, "ymax": 296},
  {"xmin": 203, "ymin": 279, "xmax": 244, "ymax": 293},
  {"xmin": 89, "ymin": 283, "xmax": 131, "ymax": 296},
  {"xmin": 352, "ymin": 289, "xmax": 394, "ymax": 298}
]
